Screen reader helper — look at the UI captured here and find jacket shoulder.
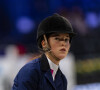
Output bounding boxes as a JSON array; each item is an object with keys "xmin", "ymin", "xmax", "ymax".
[
  {"xmin": 12, "ymin": 58, "xmax": 41, "ymax": 89},
  {"xmin": 19, "ymin": 58, "xmax": 40, "ymax": 76},
  {"xmin": 15, "ymin": 58, "xmax": 41, "ymax": 84}
]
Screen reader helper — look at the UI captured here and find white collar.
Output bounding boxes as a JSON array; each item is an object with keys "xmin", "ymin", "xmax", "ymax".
[{"xmin": 47, "ymin": 57, "xmax": 58, "ymax": 75}]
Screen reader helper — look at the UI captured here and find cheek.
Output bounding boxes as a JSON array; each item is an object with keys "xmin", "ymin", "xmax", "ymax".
[
  {"xmin": 67, "ymin": 44, "xmax": 70, "ymax": 51},
  {"xmin": 50, "ymin": 43, "xmax": 58, "ymax": 51},
  {"xmin": 49, "ymin": 39, "xmax": 56, "ymax": 49}
]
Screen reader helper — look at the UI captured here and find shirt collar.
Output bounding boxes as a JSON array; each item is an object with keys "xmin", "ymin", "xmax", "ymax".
[{"xmin": 47, "ymin": 57, "xmax": 58, "ymax": 74}]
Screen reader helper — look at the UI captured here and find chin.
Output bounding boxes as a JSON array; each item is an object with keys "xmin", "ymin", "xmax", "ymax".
[{"xmin": 58, "ymin": 55, "xmax": 66, "ymax": 60}]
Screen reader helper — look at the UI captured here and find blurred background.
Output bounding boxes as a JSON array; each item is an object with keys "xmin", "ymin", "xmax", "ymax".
[{"xmin": 0, "ymin": 0, "xmax": 100, "ymax": 90}]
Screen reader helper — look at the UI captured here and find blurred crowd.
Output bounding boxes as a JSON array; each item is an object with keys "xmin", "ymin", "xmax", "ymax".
[{"xmin": 0, "ymin": 0, "xmax": 100, "ymax": 59}]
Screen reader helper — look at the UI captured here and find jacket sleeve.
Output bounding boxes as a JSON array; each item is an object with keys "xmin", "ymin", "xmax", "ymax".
[{"xmin": 12, "ymin": 63, "xmax": 40, "ymax": 90}]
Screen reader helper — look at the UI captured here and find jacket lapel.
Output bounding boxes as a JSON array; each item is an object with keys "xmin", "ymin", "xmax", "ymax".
[
  {"xmin": 45, "ymin": 69, "xmax": 56, "ymax": 89},
  {"xmin": 40, "ymin": 54, "xmax": 56, "ymax": 89},
  {"xmin": 54, "ymin": 69, "xmax": 63, "ymax": 88}
]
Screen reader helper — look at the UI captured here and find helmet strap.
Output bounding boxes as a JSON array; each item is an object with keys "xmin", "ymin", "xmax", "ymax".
[{"xmin": 43, "ymin": 34, "xmax": 51, "ymax": 52}]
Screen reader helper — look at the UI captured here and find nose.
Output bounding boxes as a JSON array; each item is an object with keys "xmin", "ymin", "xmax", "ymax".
[
  {"xmin": 60, "ymin": 40, "xmax": 69, "ymax": 47},
  {"xmin": 61, "ymin": 41, "xmax": 66, "ymax": 46}
]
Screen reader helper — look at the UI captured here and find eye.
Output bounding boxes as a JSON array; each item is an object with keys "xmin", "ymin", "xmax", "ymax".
[
  {"xmin": 65, "ymin": 39, "xmax": 69, "ymax": 42},
  {"xmin": 65, "ymin": 39, "xmax": 68, "ymax": 41},
  {"xmin": 55, "ymin": 37, "xmax": 60, "ymax": 40}
]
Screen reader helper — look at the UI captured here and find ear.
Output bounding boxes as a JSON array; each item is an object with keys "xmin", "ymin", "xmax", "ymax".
[{"xmin": 41, "ymin": 40, "xmax": 46, "ymax": 48}]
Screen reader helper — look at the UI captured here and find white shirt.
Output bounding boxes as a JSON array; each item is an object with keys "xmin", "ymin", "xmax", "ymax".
[{"xmin": 47, "ymin": 57, "xmax": 58, "ymax": 80}]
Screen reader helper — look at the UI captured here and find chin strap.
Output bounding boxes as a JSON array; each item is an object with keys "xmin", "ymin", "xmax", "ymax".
[
  {"xmin": 43, "ymin": 34, "xmax": 51, "ymax": 52},
  {"xmin": 43, "ymin": 34, "xmax": 60, "ymax": 61}
]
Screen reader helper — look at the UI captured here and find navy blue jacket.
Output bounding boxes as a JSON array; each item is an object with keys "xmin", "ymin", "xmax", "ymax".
[{"xmin": 12, "ymin": 54, "xmax": 67, "ymax": 90}]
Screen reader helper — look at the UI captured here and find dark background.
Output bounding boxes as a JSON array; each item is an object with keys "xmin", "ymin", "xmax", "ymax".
[{"xmin": 0, "ymin": 0, "xmax": 100, "ymax": 59}]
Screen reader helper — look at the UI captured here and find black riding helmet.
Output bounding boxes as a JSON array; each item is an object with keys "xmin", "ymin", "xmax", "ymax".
[{"xmin": 37, "ymin": 13, "xmax": 76, "ymax": 50}]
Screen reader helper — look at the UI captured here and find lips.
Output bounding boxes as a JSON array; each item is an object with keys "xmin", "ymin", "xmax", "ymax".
[{"xmin": 60, "ymin": 48, "xmax": 66, "ymax": 51}]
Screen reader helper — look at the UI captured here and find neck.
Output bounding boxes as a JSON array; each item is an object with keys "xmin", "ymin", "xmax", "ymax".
[{"xmin": 45, "ymin": 52, "xmax": 60, "ymax": 65}]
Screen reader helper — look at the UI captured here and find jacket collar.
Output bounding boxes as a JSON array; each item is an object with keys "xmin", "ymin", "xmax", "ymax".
[
  {"xmin": 39, "ymin": 54, "xmax": 56, "ymax": 89},
  {"xmin": 39, "ymin": 54, "xmax": 62, "ymax": 74},
  {"xmin": 40, "ymin": 54, "xmax": 50, "ymax": 72},
  {"xmin": 39, "ymin": 54, "xmax": 62, "ymax": 89}
]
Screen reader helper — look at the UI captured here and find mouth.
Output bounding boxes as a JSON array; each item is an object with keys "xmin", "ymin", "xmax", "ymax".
[{"xmin": 60, "ymin": 48, "xmax": 66, "ymax": 52}]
